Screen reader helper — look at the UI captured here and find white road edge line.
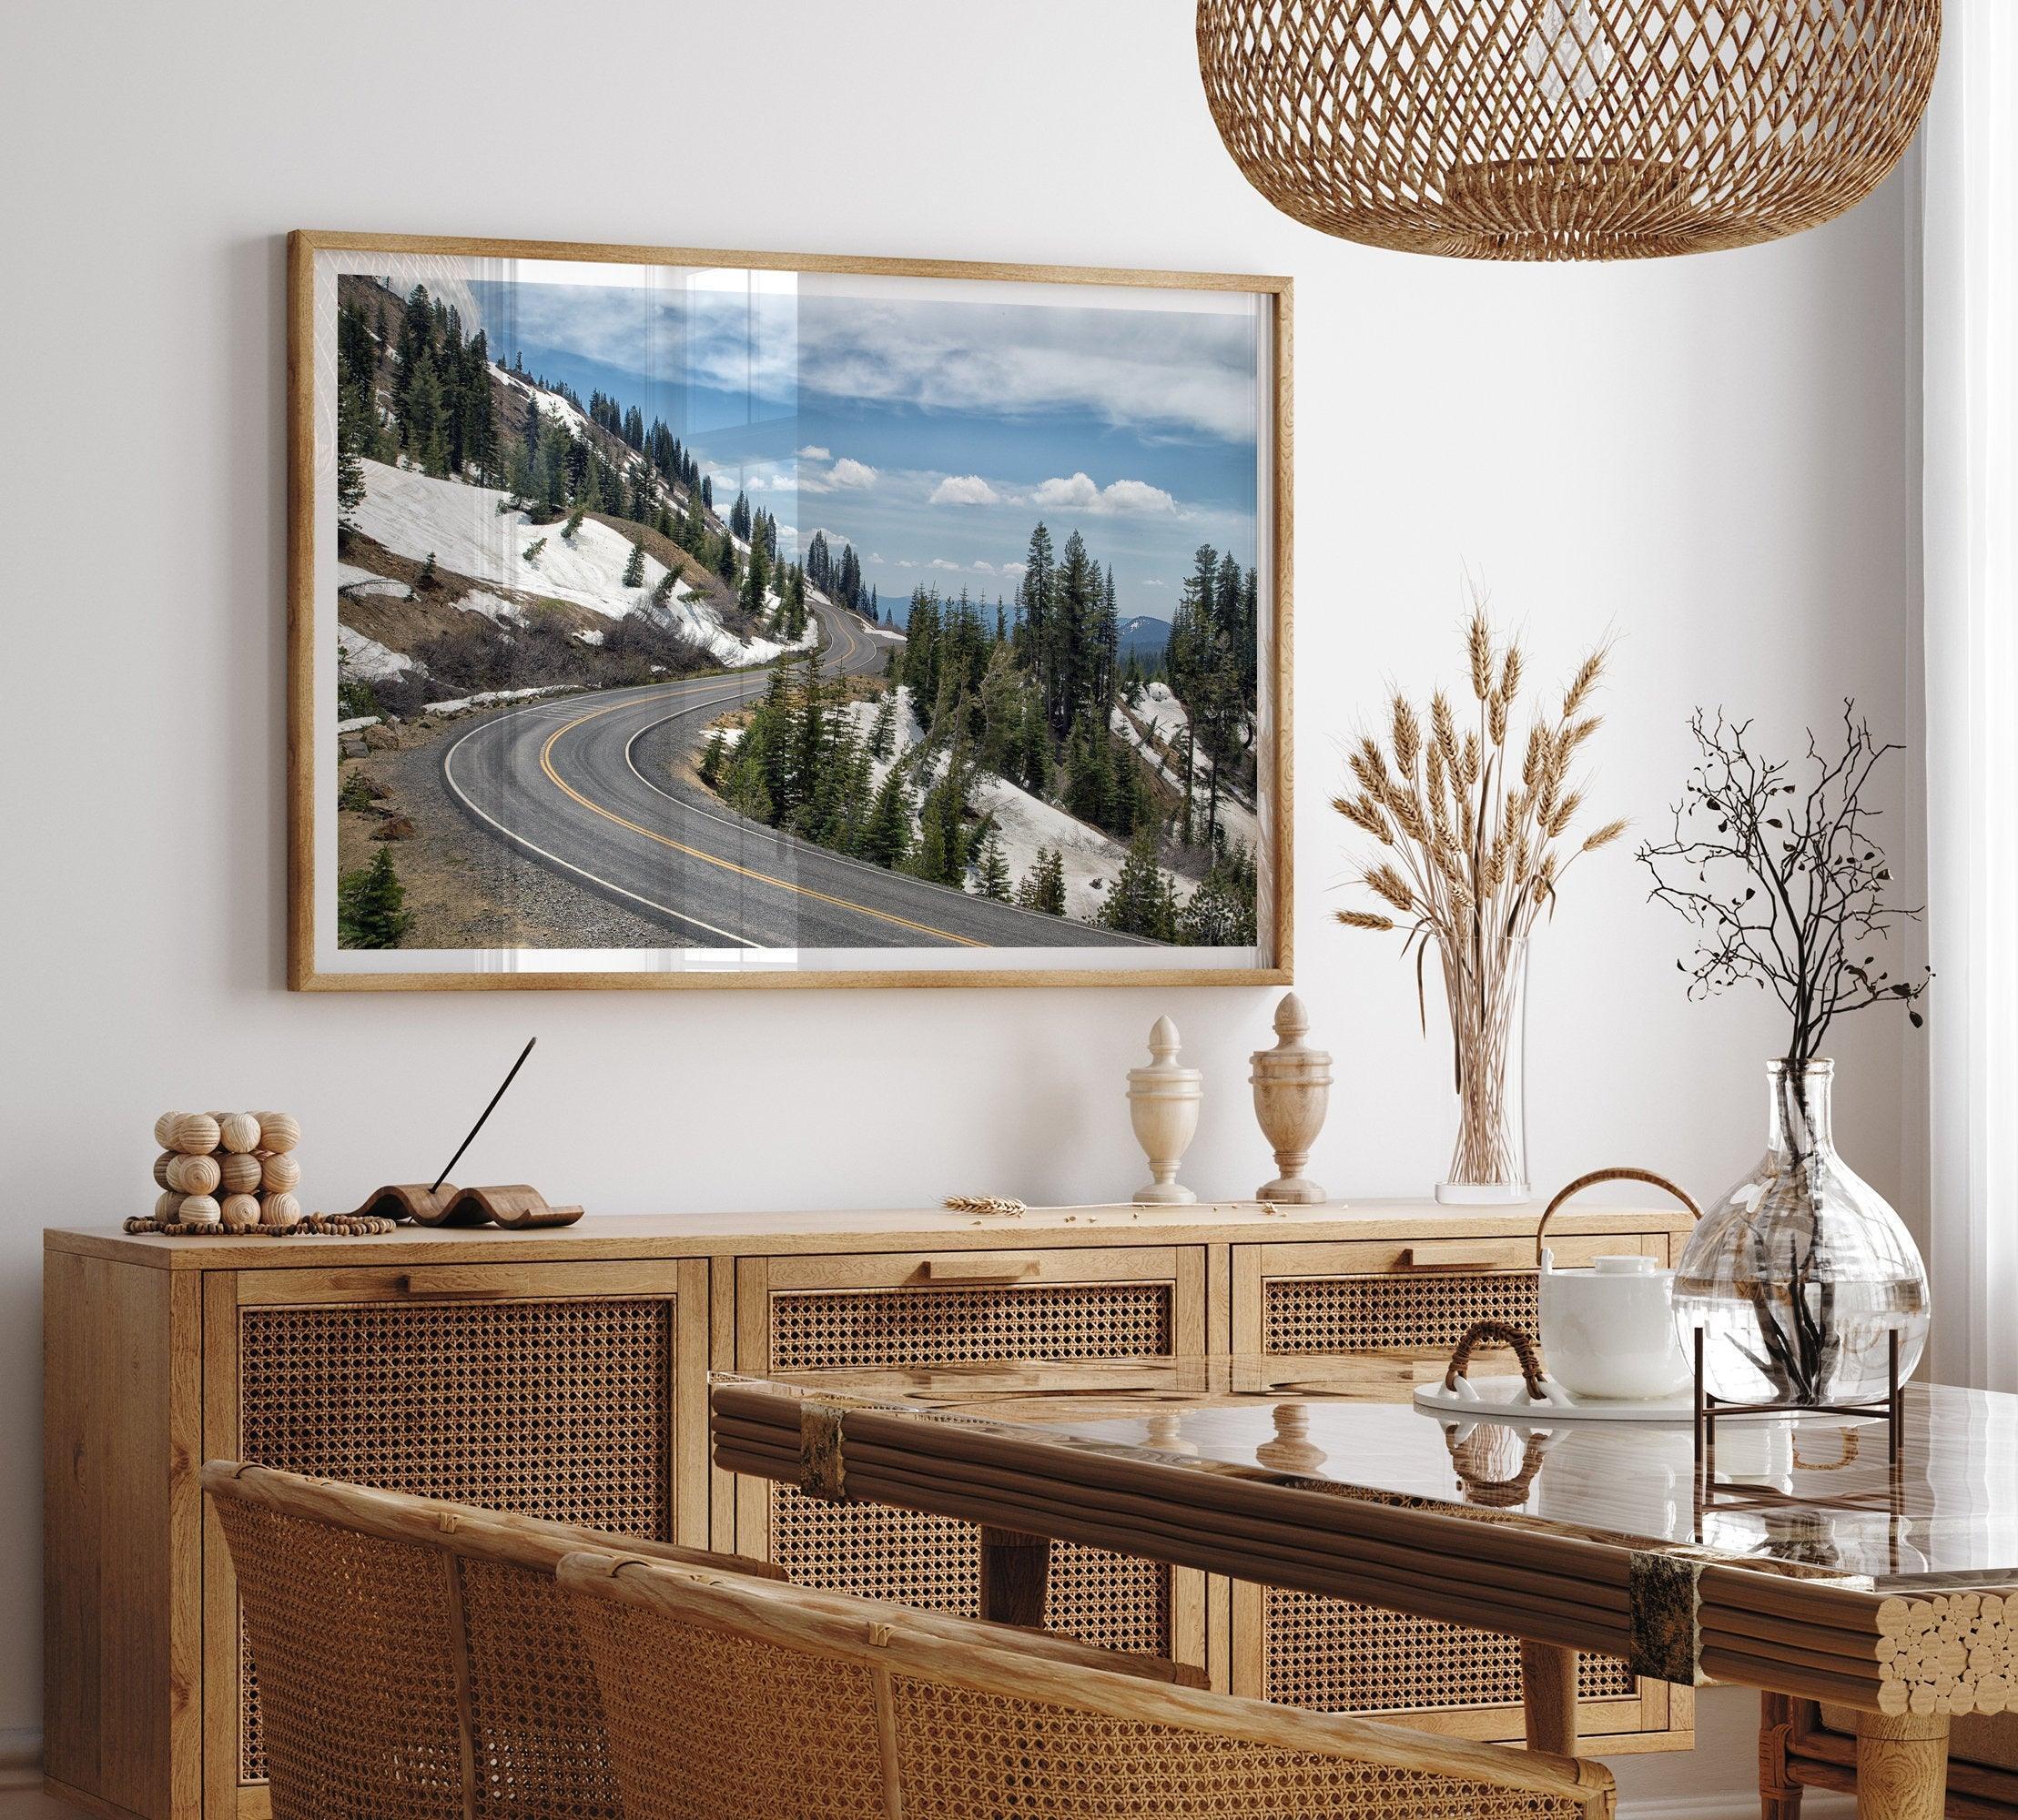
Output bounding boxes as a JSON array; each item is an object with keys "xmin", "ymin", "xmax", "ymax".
[{"xmin": 442, "ymin": 703, "xmax": 760, "ymax": 949}]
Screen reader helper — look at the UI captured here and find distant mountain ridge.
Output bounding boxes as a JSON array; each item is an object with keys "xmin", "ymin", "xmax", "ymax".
[{"xmin": 1119, "ymin": 614, "xmax": 1171, "ymax": 660}]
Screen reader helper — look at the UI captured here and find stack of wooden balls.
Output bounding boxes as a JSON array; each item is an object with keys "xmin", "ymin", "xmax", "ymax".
[{"xmin": 152, "ymin": 1112, "xmax": 301, "ymax": 1232}]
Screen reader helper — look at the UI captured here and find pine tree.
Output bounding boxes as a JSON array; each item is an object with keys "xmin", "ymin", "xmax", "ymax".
[
  {"xmin": 868, "ymin": 694, "xmax": 897, "ymax": 763},
  {"xmin": 653, "ymin": 568, "xmax": 677, "ymax": 608},
  {"xmin": 417, "ymin": 551, "xmax": 438, "ymax": 590},
  {"xmin": 623, "ymin": 539, "xmax": 646, "ymax": 588},
  {"xmin": 403, "ymin": 349, "xmax": 447, "ymax": 477},
  {"xmin": 714, "ymin": 534, "xmax": 736, "ymax": 586},
  {"xmin": 862, "ymin": 768, "xmax": 913, "ymax": 868},
  {"xmin": 976, "ymin": 829, "xmax": 1010, "ymax": 901},
  {"xmin": 336, "ymin": 380, "xmax": 368, "ymax": 527},
  {"xmin": 1018, "ymin": 847, "xmax": 1066, "ymax": 916},
  {"xmin": 563, "ymin": 506, "xmax": 586, "ymax": 542},
  {"xmin": 738, "ymin": 524, "xmax": 770, "ymax": 616},
  {"xmin": 337, "ymin": 847, "xmax": 413, "ymax": 948},
  {"xmin": 1179, "ymin": 842, "xmax": 1258, "ymax": 946},
  {"xmin": 1100, "ymin": 827, "xmax": 1175, "ymax": 941},
  {"xmin": 698, "ymin": 728, "xmax": 729, "ymax": 788}
]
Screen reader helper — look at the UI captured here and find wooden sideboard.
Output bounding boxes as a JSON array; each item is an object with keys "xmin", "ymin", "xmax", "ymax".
[{"xmin": 44, "ymin": 1199, "xmax": 1696, "ymax": 1820}]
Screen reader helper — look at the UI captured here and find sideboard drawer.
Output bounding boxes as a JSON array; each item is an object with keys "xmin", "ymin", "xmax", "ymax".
[
  {"xmin": 1229, "ymin": 1238, "xmax": 1688, "ymax": 1753},
  {"xmin": 733, "ymin": 1248, "xmax": 1207, "ymax": 1669},
  {"xmin": 203, "ymin": 1259, "xmax": 708, "ymax": 1815}
]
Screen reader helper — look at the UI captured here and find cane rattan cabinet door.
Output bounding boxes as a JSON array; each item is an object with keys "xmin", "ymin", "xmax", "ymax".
[
  {"xmin": 201, "ymin": 1259, "xmax": 707, "ymax": 1817},
  {"xmin": 735, "ymin": 1247, "xmax": 1208, "ymax": 1671},
  {"xmin": 1230, "ymin": 1235, "xmax": 1690, "ymax": 1754}
]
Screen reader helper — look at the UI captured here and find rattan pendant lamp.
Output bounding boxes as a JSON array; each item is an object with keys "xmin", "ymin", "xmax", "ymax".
[{"xmin": 1197, "ymin": 2, "xmax": 1942, "ymax": 260}]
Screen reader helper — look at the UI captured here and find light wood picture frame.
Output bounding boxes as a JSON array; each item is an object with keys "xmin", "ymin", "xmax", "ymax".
[{"xmin": 289, "ymin": 230, "xmax": 1293, "ymax": 990}]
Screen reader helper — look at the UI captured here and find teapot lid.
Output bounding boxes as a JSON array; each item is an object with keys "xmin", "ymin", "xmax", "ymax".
[{"xmin": 1591, "ymin": 1253, "xmax": 1661, "ymax": 1275}]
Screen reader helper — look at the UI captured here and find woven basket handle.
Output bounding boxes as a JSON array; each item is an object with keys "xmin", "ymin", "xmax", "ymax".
[
  {"xmin": 1443, "ymin": 1320, "xmax": 1548, "ymax": 1400},
  {"xmin": 1444, "ymin": 1426, "xmax": 1550, "ymax": 1508},
  {"xmin": 1535, "ymin": 1167, "xmax": 1702, "ymax": 1268}
]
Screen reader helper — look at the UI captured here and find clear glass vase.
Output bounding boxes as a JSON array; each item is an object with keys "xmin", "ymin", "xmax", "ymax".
[
  {"xmin": 1434, "ymin": 933, "xmax": 1529, "ymax": 1204},
  {"xmin": 1672, "ymin": 1058, "xmax": 1929, "ymax": 1404}
]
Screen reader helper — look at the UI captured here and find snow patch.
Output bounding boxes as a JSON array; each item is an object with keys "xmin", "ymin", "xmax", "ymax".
[
  {"xmin": 338, "ymin": 561, "xmax": 411, "ymax": 602},
  {"xmin": 1111, "ymin": 692, "xmax": 1263, "ymax": 855},
  {"xmin": 336, "ymin": 628, "xmax": 415, "ymax": 682},
  {"xmin": 491, "ymin": 364, "xmax": 593, "ymax": 441},
  {"xmin": 350, "ymin": 460, "xmax": 772, "ymax": 667},
  {"xmin": 337, "ymin": 715, "xmax": 380, "ymax": 735},
  {"xmin": 423, "ymin": 684, "xmax": 579, "ymax": 717},
  {"xmin": 965, "ymin": 774, "xmax": 1139, "ymax": 921},
  {"xmin": 457, "ymin": 589, "xmax": 521, "ymax": 625}
]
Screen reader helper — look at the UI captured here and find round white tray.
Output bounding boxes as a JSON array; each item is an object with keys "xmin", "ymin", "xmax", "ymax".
[{"xmin": 1412, "ymin": 1374, "xmax": 1805, "ymax": 1424}]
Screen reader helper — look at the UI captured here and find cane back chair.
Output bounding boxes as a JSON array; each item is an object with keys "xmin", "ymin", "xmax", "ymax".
[{"xmin": 558, "ymin": 1547, "xmax": 1618, "ymax": 1820}]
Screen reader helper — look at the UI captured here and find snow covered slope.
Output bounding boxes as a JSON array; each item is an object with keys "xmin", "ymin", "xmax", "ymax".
[
  {"xmin": 349, "ymin": 460, "xmax": 785, "ymax": 666},
  {"xmin": 840, "ymin": 686, "xmax": 1141, "ymax": 920}
]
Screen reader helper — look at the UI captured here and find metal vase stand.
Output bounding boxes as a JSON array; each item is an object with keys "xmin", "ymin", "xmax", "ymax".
[{"xmin": 1690, "ymin": 1327, "xmax": 1907, "ymax": 1552}]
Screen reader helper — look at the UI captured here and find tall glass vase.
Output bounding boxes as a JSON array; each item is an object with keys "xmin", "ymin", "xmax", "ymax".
[
  {"xmin": 1434, "ymin": 933, "xmax": 1529, "ymax": 1204},
  {"xmin": 1673, "ymin": 1059, "xmax": 1929, "ymax": 1403}
]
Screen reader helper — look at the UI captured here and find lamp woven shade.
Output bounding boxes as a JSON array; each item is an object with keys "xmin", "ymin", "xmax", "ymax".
[{"xmin": 1197, "ymin": 2, "xmax": 1942, "ymax": 260}]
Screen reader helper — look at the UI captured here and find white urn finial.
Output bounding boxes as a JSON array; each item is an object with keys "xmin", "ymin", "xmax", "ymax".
[
  {"xmin": 1128, "ymin": 1016, "xmax": 1202, "ymax": 1206},
  {"xmin": 1250, "ymin": 992, "xmax": 1332, "ymax": 1205}
]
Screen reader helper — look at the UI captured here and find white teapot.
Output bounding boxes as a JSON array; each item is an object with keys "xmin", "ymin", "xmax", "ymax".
[{"xmin": 1535, "ymin": 1168, "xmax": 1702, "ymax": 1401}]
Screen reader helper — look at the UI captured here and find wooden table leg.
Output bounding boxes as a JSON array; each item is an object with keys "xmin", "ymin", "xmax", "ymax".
[
  {"xmin": 1853, "ymin": 1710, "xmax": 1949, "ymax": 1820},
  {"xmin": 979, "ymin": 1525, "xmax": 1051, "ymax": 1628},
  {"xmin": 1520, "ymin": 1640, "xmax": 1580, "ymax": 1756}
]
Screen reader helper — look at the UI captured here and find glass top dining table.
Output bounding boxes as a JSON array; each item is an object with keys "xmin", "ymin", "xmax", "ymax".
[{"xmin": 714, "ymin": 1355, "xmax": 2018, "ymax": 1589}]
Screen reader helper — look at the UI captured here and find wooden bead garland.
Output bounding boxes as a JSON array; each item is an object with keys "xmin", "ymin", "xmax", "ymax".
[{"xmin": 132, "ymin": 1109, "xmax": 309, "ymax": 1237}]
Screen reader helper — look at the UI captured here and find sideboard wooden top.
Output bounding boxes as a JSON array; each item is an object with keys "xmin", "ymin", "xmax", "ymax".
[{"xmin": 45, "ymin": 1198, "xmax": 1693, "ymax": 1269}]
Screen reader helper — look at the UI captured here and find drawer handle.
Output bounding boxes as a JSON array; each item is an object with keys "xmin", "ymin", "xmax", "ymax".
[
  {"xmin": 1394, "ymin": 1248, "xmax": 1521, "ymax": 1274},
  {"xmin": 919, "ymin": 1257, "xmax": 1041, "ymax": 1285},
  {"xmin": 390, "ymin": 1273, "xmax": 511, "ymax": 1299}
]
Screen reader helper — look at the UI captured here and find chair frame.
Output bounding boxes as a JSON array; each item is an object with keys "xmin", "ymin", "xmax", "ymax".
[
  {"xmin": 1762, "ymin": 1693, "xmax": 2018, "ymax": 1820},
  {"xmin": 559, "ymin": 1545, "xmax": 1617, "ymax": 1819}
]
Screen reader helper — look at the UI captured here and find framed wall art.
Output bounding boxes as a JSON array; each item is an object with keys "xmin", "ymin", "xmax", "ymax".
[{"xmin": 289, "ymin": 230, "xmax": 1292, "ymax": 989}]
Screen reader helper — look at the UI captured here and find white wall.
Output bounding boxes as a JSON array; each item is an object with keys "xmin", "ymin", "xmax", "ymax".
[{"xmin": 0, "ymin": 3, "xmax": 1922, "ymax": 1810}]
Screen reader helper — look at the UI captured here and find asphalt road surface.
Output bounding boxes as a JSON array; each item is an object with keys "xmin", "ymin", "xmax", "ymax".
[{"xmin": 441, "ymin": 597, "xmax": 1145, "ymax": 950}]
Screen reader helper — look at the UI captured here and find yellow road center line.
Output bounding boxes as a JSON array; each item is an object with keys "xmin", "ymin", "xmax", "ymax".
[{"xmin": 536, "ymin": 693, "xmax": 985, "ymax": 949}]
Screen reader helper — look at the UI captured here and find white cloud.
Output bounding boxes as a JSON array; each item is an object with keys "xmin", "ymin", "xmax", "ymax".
[
  {"xmin": 929, "ymin": 558, "xmax": 963, "ymax": 571},
  {"xmin": 929, "ymin": 473, "xmax": 1001, "ymax": 507},
  {"xmin": 971, "ymin": 561, "xmax": 997, "ymax": 573},
  {"xmin": 829, "ymin": 457, "xmax": 877, "ymax": 489},
  {"xmin": 896, "ymin": 559, "xmax": 917, "ymax": 569},
  {"xmin": 1002, "ymin": 561, "xmax": 1028, "ymax": 577},
  {"xmin": 796, "ymin": 444, "xmax": 831, "ymax": 460},
  {"xmin": 1031, "ymin": 472, "xmax": 1179, "ymax": 518},
  {"xmin": 1141, "ymin": 578, "xmax": 1167, "ymax": 588}
]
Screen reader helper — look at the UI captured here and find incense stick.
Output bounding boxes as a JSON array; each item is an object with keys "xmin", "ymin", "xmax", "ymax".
[{"xmin": 430, "ymin": 1038, "xmax": 536, "ymax": 1194}]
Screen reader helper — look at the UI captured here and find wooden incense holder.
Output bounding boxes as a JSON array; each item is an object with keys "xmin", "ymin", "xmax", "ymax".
[
  {"xmin": 339, "ymin": 1183, "xmax": 583, "ymax": 1228},
  {"xmin": 345, "ymin": 1183, "xmax": 464, "ymax": 1226},
  {"xmin": 443, "ymin": 1185, "xmax": 583, "ymax": 1229}
]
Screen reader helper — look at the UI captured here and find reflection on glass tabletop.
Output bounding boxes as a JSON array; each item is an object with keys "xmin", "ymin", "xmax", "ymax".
[{"xmin": 713, "ymin": 1356, "xmax": 2018, "ymax": 1586}]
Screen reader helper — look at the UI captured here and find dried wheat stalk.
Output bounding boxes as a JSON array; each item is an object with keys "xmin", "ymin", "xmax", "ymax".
[{"xmin": 1333, "ymin": 595, "xmax": 1620, "ymax": 1187}]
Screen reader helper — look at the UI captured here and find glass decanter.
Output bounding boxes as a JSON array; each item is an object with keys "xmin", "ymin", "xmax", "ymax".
[{"xmin": 1672, "ymin": 1058, "xmax": 1928, "ymax": 1404}]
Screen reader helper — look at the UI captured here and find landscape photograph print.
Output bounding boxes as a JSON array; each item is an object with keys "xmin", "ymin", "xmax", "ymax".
[{"xmin": 291, "ymin": 233, "xmax": 1289, "ymax": 987}]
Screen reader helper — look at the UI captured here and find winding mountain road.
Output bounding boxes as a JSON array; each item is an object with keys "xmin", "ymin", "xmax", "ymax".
[{"xmin": 441, "ymin": 599, "xmax": 1142, "ymax": 950}]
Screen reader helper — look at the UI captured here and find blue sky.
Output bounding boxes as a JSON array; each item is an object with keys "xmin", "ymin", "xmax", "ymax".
[{"xmin": 466, "ymin": 275, "xmax": 1263, "ymax": 622}]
